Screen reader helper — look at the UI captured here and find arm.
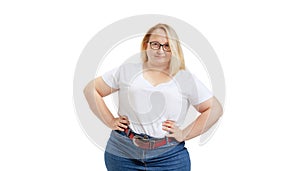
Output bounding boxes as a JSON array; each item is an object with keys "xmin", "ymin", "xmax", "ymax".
[
  {"xmin": 163, "ymin": 96, "xmax": 223, "ymax": 141},
  {"xmin": 83, "ymin": 77, "xmax": 129, "ymax": 131},
  {"xmin": 183, "ymin": 96, "xmax": 223, "ymax": 140}
]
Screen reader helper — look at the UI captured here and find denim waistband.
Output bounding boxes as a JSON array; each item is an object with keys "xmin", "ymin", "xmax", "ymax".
[
  {"xmin": 105, "ymin": 131, "xmax": 191, "ymax": 170},
  {"xmin": 116, "ymin": 128, "xmax": 169, "ymax": 140},
  {"xmin": 105, "ymin": 130, "xmax": 183, "ymax": 160}
]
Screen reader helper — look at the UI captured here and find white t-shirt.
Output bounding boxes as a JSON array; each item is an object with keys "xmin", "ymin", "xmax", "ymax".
[{"xmin": 102, "ymin": 62, "xmax": 213, "ymax": 138}]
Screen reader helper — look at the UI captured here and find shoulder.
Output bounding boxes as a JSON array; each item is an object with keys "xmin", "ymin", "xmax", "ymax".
[
  {"xmin": 117, "ymin": 62, "xmax": 142, "ymax": 78},
  {"xmin": 174, "ymin": 69, "xmax": 194, "ymax": 82},
  {"xmin": 174, "ymin": 69, "xmax": 206, "ymax": 90},
  {"xmin": 119, "ymin": 62, "xmax": 141, "ymax": 70}
]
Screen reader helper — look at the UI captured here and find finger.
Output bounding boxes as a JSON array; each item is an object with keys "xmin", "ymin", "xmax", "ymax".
[
  {"xmin": 119, "ymin": 124, "xmax": 128, "ymax": 129},
  {"xmin": 120, "ymin": 116, "xmax": 130, "ymax": 125},
  {"xmin": 119, "ymin": 118, "xmax": 130, "ymax": 125},
  {"xmin": 118, "ymin": 122, "xmax": 128, "ymax": 129},
  {"xmin": 121, "ymin": 115, "xmax": 128, "ymax": 119},
  {"xmin": 163, "ymin": 120, "xmax": 176, "ymax": 125},
  {"xmin": 120, "ymin": 115, "xmax": 129, "ymax": 121},
  {"xmin": 117, "ymin": 126, "xmax": 125, "ymax": 131},
  {"xmin": 162, "ymin": 122, "xmax": 172, "ymax": 126},
  {"xmin": 162, "ymin": 122, "xmax": 174, "ymax": 128},
  {"xmin": 112, "ymin": 123, "xmax": 124, "ymax": 131},
  {"xmin": 162, "ymin": 126, "xmax": 174, "ymax": 133},
  {"xmin": 165, "ymin": 120, "xmax": 175, "ymax": 124},
  {"xmin": 162, "ymin": 126, "xmax": 168, "ymax": 131}
]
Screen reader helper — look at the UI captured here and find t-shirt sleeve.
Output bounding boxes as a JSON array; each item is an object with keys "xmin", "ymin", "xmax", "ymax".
[
  {"xmin": 188, "ymin": 74, "xmax": 213, "ymax": 105},
  {"xmin": 101, "ymin": 67, "xmax": 120, "ymax": 89}
]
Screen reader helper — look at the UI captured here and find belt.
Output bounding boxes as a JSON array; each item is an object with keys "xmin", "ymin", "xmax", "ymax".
[{"xmin": 124, "ymin": 128, "xmax": 177, "ymax": 150}]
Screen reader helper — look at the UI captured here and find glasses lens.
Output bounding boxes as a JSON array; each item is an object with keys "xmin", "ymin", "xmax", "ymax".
[
  {"xmin": 163, "ymin": 44, "xmax": 170, "ymax": 51},
  {"xmin": 149, "ymin": 41, "xmax": 171, "ymax": 52},
  {"xmin": 150, "ymin": 42, "xmax": 160, "ymax": 50}
]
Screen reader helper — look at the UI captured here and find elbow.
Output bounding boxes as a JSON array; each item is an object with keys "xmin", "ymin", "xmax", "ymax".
[
  {"xmin": 83, "ymin": 84, "xmax": 89, "ymax": 97},
  {"xmin": 219, "ymin": 106, "xmax": 224, "ymax": 118},
  {"xmin": 212, "ymin": 96, "xmax": 223, "ymax": 119},
  {"xmin": 216, "ymin": 99, "xmax": 224, "ymax": 119},
  {"xmin": 83, "ymin": 82, "xmax": 93, "ymax": 99}
]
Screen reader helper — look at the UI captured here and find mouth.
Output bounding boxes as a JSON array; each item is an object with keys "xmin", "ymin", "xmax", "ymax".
[{"xmin": 154, "ymin": 55, "xmax": 165, "ymax": 58}]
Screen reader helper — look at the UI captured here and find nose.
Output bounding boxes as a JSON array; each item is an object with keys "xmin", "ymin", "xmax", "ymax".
[{"xmin": 157, "ymin": 46, "xmax": 165, "ymax": 53}]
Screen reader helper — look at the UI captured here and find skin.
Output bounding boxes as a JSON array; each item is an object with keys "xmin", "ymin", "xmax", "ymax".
[
  {"xmin": 143, "ymin": 29, "xmax": 173, "ymax": 86},
  {"xmin": 83, "ymin": 28, "xmax": 223, "ymax": 142}
]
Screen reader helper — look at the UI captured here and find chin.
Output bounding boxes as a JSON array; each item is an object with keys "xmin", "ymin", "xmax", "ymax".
[
  {"xmin": 153, "ymin": 62, "xmax": 170, "ymax": 68},
  {"xmin": 153, "ymin": 58, "xmax": 170, "ymax": 63}
]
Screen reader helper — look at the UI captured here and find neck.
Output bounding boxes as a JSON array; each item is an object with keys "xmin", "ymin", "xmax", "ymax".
[{"xmin": 144, "ymin": 62, "xmax": 170, "ymax": 73}]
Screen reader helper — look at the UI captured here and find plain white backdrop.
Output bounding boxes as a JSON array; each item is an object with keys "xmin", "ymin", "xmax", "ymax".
[{"xmin": 1, "ymin": 0, "xmax": 299, "ymax": 170}]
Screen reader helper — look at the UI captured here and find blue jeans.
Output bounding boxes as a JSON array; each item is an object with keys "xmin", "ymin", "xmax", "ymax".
[{"xmin": 104, "ymin": 130, "xmax": 191, "ymax": 171}]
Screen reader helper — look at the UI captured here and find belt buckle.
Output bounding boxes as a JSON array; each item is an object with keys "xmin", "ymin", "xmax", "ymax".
[{"xmin": 132, "ymin": 135, "xmax": 152, "ymax": 149}]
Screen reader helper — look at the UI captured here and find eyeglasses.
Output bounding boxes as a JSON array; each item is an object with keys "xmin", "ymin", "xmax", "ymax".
[{"xmin": 149, "ymin": 41, "xmax": 171, "ymax": 52}]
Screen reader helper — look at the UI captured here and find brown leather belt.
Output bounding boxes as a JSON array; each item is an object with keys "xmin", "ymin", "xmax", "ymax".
[{"xmin": 124, "ymin": 128, "xmax": 177, "ymax": 150}]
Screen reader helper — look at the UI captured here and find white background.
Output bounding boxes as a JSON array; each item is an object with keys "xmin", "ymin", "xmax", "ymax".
[{"xmin": 1, "ymin": 0, "xmax": 299, "ymax": 170}]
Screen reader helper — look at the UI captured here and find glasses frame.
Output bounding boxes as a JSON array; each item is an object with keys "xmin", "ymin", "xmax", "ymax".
[{"xmin": 148, "ymin": 41, "xmax": 171, "ymax": 52}]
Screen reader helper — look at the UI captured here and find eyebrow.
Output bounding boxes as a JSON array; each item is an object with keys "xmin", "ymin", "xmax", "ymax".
[{"xmin": 149, "ymin": 40, "xmax": 169, "ymax": 44}]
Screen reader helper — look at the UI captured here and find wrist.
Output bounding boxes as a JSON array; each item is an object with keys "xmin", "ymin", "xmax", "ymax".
[
  {"xmin": 181, "ymin": 129, "xmax": 189, "ymax": 141},
  {"xmin": 107, "ymin": 117, "xmax": 115, "ymax": 130}
]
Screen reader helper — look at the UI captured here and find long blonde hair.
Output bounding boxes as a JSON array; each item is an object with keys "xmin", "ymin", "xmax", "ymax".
[{"xmin": 140, "ymin": 23, "xmax": 185, "ymax": 76}]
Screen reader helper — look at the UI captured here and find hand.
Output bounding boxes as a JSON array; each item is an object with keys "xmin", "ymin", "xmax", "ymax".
[
  {"xmin": 109, "ymin": 115, "xmax": 130, "ymax": 131},
  {"xmin": 162, "ymin": 120, "xmax": 185, "ymax": 142}
]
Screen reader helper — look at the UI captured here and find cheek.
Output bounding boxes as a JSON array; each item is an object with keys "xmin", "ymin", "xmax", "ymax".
[
  {"xmin": 165, "ymin": 53, "xmax": 172, "ymax": 61},
  {"xmin": 146, "ymin": 49, "xmax": 154, "ymax": 58},
  {"xmin": 166, "ymin": 53, "xmax": 172, "ymax": 58}
]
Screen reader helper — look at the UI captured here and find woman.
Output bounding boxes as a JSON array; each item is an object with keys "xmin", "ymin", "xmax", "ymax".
[{"xmin": 84, "ymin": 23, "xmax": 223, "ymax": 171}]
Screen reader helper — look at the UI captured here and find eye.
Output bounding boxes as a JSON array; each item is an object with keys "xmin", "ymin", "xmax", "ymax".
[
  {"xmin": 152, "ymin": 42, "xmax": 159, "ymax": 46},
  {"xmin": 150, "ymin": 41, "xmax": 160, "ymax": 49},
  {"xmin": 164, "ymin": 44, "xmax": 170, "ymax": 51}
]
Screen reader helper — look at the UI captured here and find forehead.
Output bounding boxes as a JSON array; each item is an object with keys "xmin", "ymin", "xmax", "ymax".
[{"xmin": 149, "ymin": 28, "xmax": 168, "ymax": 42}]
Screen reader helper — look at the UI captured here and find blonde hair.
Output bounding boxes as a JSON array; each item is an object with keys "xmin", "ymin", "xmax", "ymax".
[{"xmin": 140, "ymin": 23, "xmax": 185, "ymax": 76}]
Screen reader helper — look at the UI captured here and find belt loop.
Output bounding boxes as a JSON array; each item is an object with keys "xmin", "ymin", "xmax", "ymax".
[
  {"xmin": 165, "ymin": 136, "xmax": 169, "ymax": 144},
  {"xmin": 149, "ymin": 140, "xmax": 155, "ymax": 149},
  {"xmin": 125, "ymin": 128, "xmax": 130, "ymax": 136}
]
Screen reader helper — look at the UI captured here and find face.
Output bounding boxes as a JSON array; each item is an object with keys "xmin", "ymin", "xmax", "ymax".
[{"xmin": 146, "ymin": 29, "xmax": 172, "ymax": 68}]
